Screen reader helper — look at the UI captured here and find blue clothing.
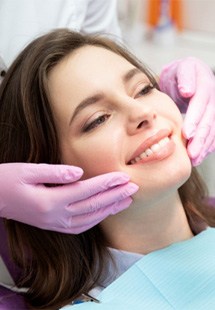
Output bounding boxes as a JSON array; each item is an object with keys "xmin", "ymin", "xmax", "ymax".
[{"xmin": 68, "ymin": 228, "xmax": 215, "ymax": 309}]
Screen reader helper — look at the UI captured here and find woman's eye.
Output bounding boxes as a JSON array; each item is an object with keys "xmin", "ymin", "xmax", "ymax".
[
  {"xmin": 83, "ymin": 114, "xmax": 110, "ymax": 132},
  {"xmin": 136, "ymin": 84, "xmax": 154, "ymax": 98}
]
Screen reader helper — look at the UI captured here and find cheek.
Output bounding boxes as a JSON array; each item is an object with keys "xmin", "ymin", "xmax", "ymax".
[
  {"xmin": 171, "ymin": 108, "xmax": 183, "ymax": 128},
  {"xmin": 155, "ymin": 92, "xmax": 183, "ymax": 124},
  {"xmin": 61, "ymin": 137, "xmax": 121, "ymax": 180},
  {"xmin": 81, "ymin": 147, "xmax": 118, "ymax": 179}
]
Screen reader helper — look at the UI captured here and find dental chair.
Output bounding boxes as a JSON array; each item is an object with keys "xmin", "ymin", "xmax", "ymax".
[
  {"xmin": 1, "ymin": 197, "xmax": 215, "ymax": 309},
  {"xmin": 0, "ymin": 218, "xmax": 27, "ymax": 309},
  {"xmin": 0, "ymin": 285, "xmax": 26, "ymax": 309}
]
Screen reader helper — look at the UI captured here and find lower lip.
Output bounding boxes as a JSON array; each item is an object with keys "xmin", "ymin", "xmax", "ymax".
[{"xmin": 130, "ymin": 137, "xmax": 175, "ymax": 165}]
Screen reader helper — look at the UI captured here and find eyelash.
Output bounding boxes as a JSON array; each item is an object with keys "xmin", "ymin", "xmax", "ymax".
[
  {"xmin": 83, "ymin": 84, "xmax": 155, "ymax": 132},
  {"xmin": 135, "ymin": 84, "xmax": 154, "ymax": 98},
  {"xmin": 83, "ymin": 114, "xmax": 111, "ymax": 132}
]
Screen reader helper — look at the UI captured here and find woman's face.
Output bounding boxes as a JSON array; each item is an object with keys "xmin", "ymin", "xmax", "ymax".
[{"xmin": 48, "ymin": 45, "xmax": 191, "ymax": 203}]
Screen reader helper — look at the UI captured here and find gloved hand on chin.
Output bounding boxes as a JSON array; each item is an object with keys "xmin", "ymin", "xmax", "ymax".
[{"xmin": 0, "ymin": 163, "xmax": 138, "ymax": 233}]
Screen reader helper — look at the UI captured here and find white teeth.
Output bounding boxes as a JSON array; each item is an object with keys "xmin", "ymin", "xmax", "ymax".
[
  {"xmin": 139, "ymin": 152, "xmax": 147, "ymax": 159},
  {"xmin": 158, "ymin": 137, "xmax": 169, "ymax": 147},
  {"xmin": 145, "ymin": 149, "xmax": 153, "ymax": 156},
  {"xmin": 130, "ymin": 136, "xmax": 170, "ymax": 164},
  {"xmin": 150, "ymin": 143, "xmax": 160, "ymax": 152}
]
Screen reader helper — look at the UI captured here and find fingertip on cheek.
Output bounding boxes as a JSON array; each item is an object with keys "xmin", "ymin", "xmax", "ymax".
[
  {"xmin": 187, "ymin": 146, "xmax": 203, "ymax": 166},
  {"xmin": 183, "ymin": 125, "xmax": 196, "ymax": 139},
  {"xmin": 186, "ymin": 145, "xmax": 195, "ymax": 163}
]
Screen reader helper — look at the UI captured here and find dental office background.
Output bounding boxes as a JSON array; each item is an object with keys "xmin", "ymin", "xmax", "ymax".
[{"xmin": 117, "ymin": 0, "xmax": 215, "ymax": 196}]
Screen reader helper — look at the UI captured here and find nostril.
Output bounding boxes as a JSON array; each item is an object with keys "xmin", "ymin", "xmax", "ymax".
[{"xmin": 137, "ymin": 120, "xmax": 148, "ymax": 129}]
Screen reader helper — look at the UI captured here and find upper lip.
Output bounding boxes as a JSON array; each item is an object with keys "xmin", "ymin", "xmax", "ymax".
[{"xmin": 127, "ymin": 129, "xmax": 172, "ymax": 164}]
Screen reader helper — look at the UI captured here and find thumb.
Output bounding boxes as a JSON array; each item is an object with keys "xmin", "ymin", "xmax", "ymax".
[
  {"xmin": 177, "ymin": 58, "xmax": 197, "ymax": 98},
  {"xmin": 23, "ymin": 163, "xmax": 83, "ymax": 184}
]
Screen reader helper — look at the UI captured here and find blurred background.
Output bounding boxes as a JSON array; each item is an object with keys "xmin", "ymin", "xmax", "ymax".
[{"xmin": 117, "ymin": 0, "xmax": 215, "ymax": 196}]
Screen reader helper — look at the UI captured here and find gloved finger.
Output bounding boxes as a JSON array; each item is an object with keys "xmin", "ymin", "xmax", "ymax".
[
  {"xmin": 183, "ymin": 87, "xmax": 209, "ymax": 139},
  {"xmin": 66, "ymin": 182, "xmax": 139, "ymax": 216},
  {"xmin": 191, "ymin": 145, "xmax": 213, "ymax": 167},
  {"xmin": 163, "ymin": 77, "xmax": 179, "ymax": 100},
  {"xmin": 187, "ymin": 133, "xmax": 207, "ymax": 167},
  {"xmin": 187, "ymin": 99, "xmax": 215, "ymax": 165},
  {"xmin": 159, "ymin": 60, "xmax": 179, "ymax": 92},
  {"xmin": 159, "ymin": 60, "xmax": 193, "ymax": 112},
  {"xmin": 50, "ymin": 172, "xmax": 130, "ymax": 205},
  {"xmin": 208, "ymin": 137, "xmax": 215, "ymax": 153},
  {"xmin": 64, "ymin": 197, "xmax": 133, "ymax": 233},
  {"xmin": 40, "ymin": 184, "xmax": 136, "ymax": 233},
  {"xmin": 190, "ymin": 126, "xmax": 215, "ymax": 166},
  {"xmin": 22, "ymin": 163, "xmax": 83, "ymax": 184},
  {"xmin": 176, "ymin": 58, "xmax": 197, "ymax": 97}
]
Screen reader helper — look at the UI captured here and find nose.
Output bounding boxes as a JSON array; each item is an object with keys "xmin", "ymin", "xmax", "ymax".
[{"xmin": 126, "ymin": 99, "xmax": 156, "ymax": 135}]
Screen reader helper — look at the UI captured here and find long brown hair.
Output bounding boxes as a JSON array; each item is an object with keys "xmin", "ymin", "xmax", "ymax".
[{"xmin": 0, "ymin": 29, "xmax": 214, "ymax": 309}]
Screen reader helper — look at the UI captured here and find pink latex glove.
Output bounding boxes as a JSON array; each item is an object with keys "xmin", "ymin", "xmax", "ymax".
[
  {"xmin": 159, "ymin": 57, "xmax": 215, "ymax": 166},
  {"xmin": 0, "ymin": 163, "xmax": 138, "ymax": 233}
]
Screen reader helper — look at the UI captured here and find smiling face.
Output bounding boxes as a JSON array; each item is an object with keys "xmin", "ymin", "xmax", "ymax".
[{"xmin": 48, "ymin": 45, "xmax": 191, "ymax": 204}]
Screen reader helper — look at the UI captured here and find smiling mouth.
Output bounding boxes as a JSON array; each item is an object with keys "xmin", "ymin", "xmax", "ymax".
[
  {"xmin": 128, "ymin": 136, "xmax": 171, "ymax": 165},
  {"xmin": 127, "ymin": 129, "xmax": 175, "ymax": 165}
]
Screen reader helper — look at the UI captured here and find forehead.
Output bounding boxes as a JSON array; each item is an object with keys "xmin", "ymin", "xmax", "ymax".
[
  {"xmin": 47, "ymin": 45, "xmax": 142, "ymax": 118},
  {"xmin": 49, "ymin": 45, "xmax": 136, "ymax": 85},
  {"xmin": 70, "ymin": 44, "xmax": 133, "ymax": 67}
]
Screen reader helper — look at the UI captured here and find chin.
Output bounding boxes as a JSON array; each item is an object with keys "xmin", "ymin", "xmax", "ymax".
[{"xmin": 130, "ymin": 151, "xmax": 192, "ymax": 204}]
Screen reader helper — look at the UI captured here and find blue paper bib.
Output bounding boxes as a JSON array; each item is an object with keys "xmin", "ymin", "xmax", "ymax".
[{"xmin": 66, "ymin": 228, "xmax": 215, "ymax": 309}]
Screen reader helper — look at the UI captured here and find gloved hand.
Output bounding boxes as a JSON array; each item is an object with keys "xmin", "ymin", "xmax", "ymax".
[
  {"xmin": 0, "ymin": 163, "xmax": 138, "ymax": 233},
  {"xmin": 159, "ymin": 57, "xmax": 215, "ymax": 166}
]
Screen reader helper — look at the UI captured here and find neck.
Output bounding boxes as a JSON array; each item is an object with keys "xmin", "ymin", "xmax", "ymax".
[{"xmin": 100, "ymin": 192, "xmax": 194, "ymax": 255}]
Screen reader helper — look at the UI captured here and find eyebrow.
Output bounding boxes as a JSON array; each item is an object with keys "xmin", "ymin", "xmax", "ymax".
[
  {"xmin": 123, "ymin": 67, "xmax": 142, "ymax": 83},
  {"xmin": 69, "ymin": 67, "xmax": 142, "ymax": 125}
]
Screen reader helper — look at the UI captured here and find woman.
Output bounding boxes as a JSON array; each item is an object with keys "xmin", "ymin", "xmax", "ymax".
[
  {"xmin": 0, "ymin": 29, "xmax": 214, "ymax": 309},
  {"xmin": 0, "ymin": 0, "xmax": 215, "ymax": 236}
]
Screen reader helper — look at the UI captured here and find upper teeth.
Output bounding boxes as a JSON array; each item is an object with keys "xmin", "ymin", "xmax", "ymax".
[{"xmin": 130, "ymin": 137, "xmax": 170, "ymax": 164}]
